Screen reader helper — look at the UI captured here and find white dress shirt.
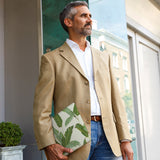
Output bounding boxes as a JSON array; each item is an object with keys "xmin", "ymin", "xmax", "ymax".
[{"xmin": 66, "ymin": 39, "xmax": 101, "ymax": 116}]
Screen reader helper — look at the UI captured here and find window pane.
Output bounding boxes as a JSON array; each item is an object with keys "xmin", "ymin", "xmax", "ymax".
[{"xmin": 89, "ymin": 0, "xmax": 138, "ymax": 159}]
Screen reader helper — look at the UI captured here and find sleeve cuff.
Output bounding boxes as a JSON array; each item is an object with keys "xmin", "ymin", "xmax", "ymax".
[{"xmin": 120, "ymin": 139, "xmax": 131, "ymax": 143}]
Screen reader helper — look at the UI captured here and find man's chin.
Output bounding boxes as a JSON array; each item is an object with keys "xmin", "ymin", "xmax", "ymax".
[
  {"xmin": 87, "ymin": 31, "xmax": 92, "ymax": 36},
  {"xmin": 87, "ymin": 32, "xmax": 92, "ymax": 36},
  {"xmin": 82, "ymin": 29, "xmax": 92, "ymax": 36}
]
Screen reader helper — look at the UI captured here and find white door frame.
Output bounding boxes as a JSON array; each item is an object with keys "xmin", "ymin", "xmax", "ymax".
[{"xmin": 127, "ymin": 18, "xmax": 160, "ymax": 160}]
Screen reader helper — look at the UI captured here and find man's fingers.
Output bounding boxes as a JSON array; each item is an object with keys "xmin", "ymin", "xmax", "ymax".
[
  {"xmin": 122, "ymin": 151, "xmax": 126, "ymax": 160},
  {"xmin": 126, "ymin": 150, "xmax": 134, "ymax": 160},
  {"xmin": 120, "ymin": 142, "xmax": 133, "ymax": 160},
  {"xmin": 44, "ymin": 144, "xmax": 73, "ymax": 160},
  {"xmin": 62, "ymin": 147, "xmax": 73, "ymax": 154},
  {"xmin": 124, "ymin": 144, "xmax": 134, "ymax": 160}
]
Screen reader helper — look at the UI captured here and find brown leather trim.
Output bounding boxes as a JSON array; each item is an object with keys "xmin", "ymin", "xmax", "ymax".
[{"xmin": 91, "ymin": 116, "xmax": 102, "ymax": 122}]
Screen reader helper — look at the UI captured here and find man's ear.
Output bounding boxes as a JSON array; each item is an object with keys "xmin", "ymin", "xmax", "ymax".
[{"xmin": 64, "ymin": 18, "xmax": 73, "ymax": 28}]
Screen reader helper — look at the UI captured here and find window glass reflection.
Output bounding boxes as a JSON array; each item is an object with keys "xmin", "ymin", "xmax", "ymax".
[{"xmin": 89, "ymin": 0, "xmax": 137, "ymax": 159}]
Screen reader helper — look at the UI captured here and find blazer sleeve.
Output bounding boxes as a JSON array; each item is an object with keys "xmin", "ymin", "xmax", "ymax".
[
  {"xmin": 108, "ymin": 54, "xmax": 132, "ymax": 142},
  {"xmin": 33, "ymin": 55, "xmax": 56, "ymax": 150}
]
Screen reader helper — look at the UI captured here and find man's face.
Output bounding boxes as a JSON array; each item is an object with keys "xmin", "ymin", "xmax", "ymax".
[{"xmin": 70, "ymin": 6, "xmax": 92, "ymax": 37}]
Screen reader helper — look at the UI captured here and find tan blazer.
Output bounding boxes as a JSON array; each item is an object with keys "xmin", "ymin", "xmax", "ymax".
[{"xmin": 33, "ymin": 42, "xmax": 131, "ymax": 160}]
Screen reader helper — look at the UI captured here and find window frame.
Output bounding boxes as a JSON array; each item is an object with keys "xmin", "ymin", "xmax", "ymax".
[{"xmin": 127, "ymin": 17, "xmax": 160, "ymax": 160}]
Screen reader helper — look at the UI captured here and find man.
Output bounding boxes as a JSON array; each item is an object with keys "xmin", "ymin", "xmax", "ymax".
[{"xmin": 33, "ymin": 1, "xmax": 133, "ymax": 160}]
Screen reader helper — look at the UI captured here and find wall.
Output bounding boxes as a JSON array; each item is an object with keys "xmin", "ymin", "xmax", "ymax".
[
  {"xmin": 4, "ymin": 0, "xmax": 41, "ymax": 159},
  {"xmin": 0, "ymin": 0, "xmax": 5, "ymax": 122},
  {"xmin": 125, "ymin": 0, "xmax": 160, "ymax": 38}
]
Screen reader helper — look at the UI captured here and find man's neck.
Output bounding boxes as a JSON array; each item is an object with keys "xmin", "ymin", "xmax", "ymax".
[{"xmin": 69, "ymin": 36, "xmax": 87, "ymax": 51}]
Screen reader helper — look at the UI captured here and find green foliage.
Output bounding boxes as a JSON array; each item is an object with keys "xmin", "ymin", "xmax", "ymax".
[
  {"xmin": 66, "ymin": 140, "xmax": 80, "ymax": 148},
  {"xmin": 73, "ymin": 105, "xmax": 80, "ymax": 116},
  {"xmin": 64, "ymin": 126, "xmax": 73, "ymax": 146},
  {"xmin": 65, "ymin": 116, "xmax": 74, "ymax": 127},
  {"xmin": 53, "ymin": 125, "xmax": 80, "ymax": 148},
  {"xmin": 75, "ymin": 124, "xmax": 89, "ymax": 137},
  {"xmin": 83, "ymin": 138, "xmax": 87, "ymax": 145},
  {"xmin": 52, "ymin": 104, "xmax": 90, "ymax": 151},
  {"xmin": 53, "ymin": 127, "xmax": 63, "ymax": 144},
  {"xmin": 122, "ymin": 92, "xmax": 134, "ymax": 120},
  {"xmin": 54, "ymin": 114, "xmax": 62, "ymax": 127},
  {"xmin": 63, "ymin": 108, "xmax": 75, "ymax": 117},
  {"xmin": 64, "ymin": 105, "xmax": 80, "ymax": 126},
  {"xmin": 122, "ymin": 92, "xmax": 132, "ymax": 108},
  {"xmin": 0, "ymin": 122, "xmax": 23, "ymax": 147}
]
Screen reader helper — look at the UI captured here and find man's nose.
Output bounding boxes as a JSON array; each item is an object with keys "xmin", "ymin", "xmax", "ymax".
[{"xmin": 87, "ymin": 16, "xmax": 92, "ymax": 23}]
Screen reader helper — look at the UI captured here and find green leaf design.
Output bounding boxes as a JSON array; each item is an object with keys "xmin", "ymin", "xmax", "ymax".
[
  {"xmin": 62, "ymin": 134, "xmax": 66, "ymax": 147},
  {"xmin": 54, "ymin": 114, "xmax": 62, "ymax": 127},
  {"xmin": 64, "ymin": 126, "xmax": 73, "ymax": 146},
  {"xmin": 83, "ymin": 138, "xmax": 87, "ymax": 145},
  {"xmin": 53, "ymin": 127, "xmax": 62, "ymax": 144},
  {"xmin": 63, "ymin": 108, "xmax": 74, "ymax": 117},
  {"xmin": 59, "ymin": 132, "xmax": 64, "ymax": 144},
  {"xmin": 73, "ymin": 104, "xmax": 80, "ymax": 116},
  {"xmin": 65, "ymin": 115, "xmax": 73, "ymax": 126},
  {"xmin": 53, "ymin": 127, "xmax": 59, "ymax": 136},
  {"xmin": 75, "ymin": 124, "xmax": 89, "ymax": 137},
  {"xmin": 66, "ymin": 140, "xmax": 80, "ymax": 148}
]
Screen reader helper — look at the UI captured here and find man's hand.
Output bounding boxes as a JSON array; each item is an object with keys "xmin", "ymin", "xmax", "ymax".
[
  {"xmin": 120, "ymin": 141, "xmax": 133, "ymax": 160},
  {"xmin": 44, "ymin": 144, "xmax": 73, "ymax": 160}
]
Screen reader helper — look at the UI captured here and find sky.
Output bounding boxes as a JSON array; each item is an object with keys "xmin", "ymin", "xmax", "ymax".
[{"xmin": 89, "ymin": 0, "xmax": 128, "ymax": 40}]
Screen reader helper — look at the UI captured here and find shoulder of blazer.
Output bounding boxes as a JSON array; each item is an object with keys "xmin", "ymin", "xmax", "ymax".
[
  {"xmin": 91, "ymin": 46, "xmax": 110, "ymax": 61},
  {"xmin": 41, "ymin": 42, "xmax": 72, "ymax": 64},
  {"xmin": 43, "ymin": 43, "xmax": 68, "ymax": 57}
]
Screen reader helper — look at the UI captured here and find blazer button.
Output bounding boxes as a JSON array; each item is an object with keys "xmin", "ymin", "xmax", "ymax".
[
  {"xmin": 87, "ymin": 100, "xmax": 90, "ymax": 104},
  {"xmin": 84, "ymin": 81, "xmax": 88, "ymax": 85}
]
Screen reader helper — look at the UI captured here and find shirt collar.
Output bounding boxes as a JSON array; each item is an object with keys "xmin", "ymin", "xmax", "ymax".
[{"xmin": 66, "ymin": 38, "xmax": 90, "ymax": 51}]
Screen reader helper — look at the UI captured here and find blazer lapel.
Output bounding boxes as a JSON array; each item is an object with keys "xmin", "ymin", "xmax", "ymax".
[{"xmin": 59, "ymin": 42, "xmax": 87, "ymax": 79}]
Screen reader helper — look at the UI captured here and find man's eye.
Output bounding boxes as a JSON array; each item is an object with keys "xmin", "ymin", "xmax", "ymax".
[
  {"xmin": 81, "ymin": 14, "xmax": 91, "ymax": 18},
  {"xmin": 81, "ymin": 14, "xmax": 86, "ymax": 17}
]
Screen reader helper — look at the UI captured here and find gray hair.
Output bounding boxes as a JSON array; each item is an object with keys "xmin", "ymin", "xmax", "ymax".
[{"xmin": 59, "ymin": 1, "xmax": 88, "ymax": 33}]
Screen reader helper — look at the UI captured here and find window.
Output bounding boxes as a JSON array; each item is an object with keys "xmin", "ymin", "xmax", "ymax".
[
  {"xmin": 116, "ymin": 77, "xmax": 121, "ymax": 90},
  {"xmin": 89, "ymin": 1, "xmax": 138, "ymax": 159},
  {"xmin": 100, "ymin": 42, "xmax": 106, "ymax": 51},
  {"xmin": 124, "ymin": 75, "xmax": 130, "ymax": 91},
  {"xmin": 112, "ymin": 52, "xmax": 119, "ymax": 68},
  {"xmin": 123, "ymin": 57, "xmax": 128, "ymax": 71},
  {"xmin": 128, "ymin": 28, "xmax": 160, "ymax": 160}
]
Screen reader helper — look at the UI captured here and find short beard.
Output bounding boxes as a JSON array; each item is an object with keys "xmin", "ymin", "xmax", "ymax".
[{"xmin": 80, "ymin": 24, "xmax": 92, "ymax": 36}]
